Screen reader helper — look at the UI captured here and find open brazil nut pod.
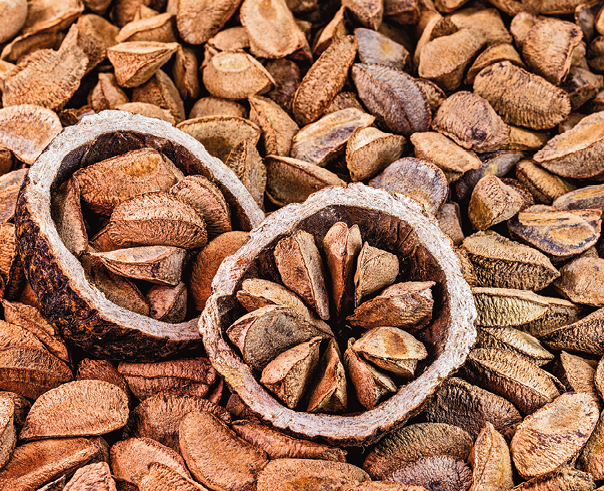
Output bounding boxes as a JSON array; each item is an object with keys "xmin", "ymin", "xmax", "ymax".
[
  {"xmin": 200, "ymin": 184, "xmax": 476, "ymax": 446},
  {"xmin": 15, "ymin": 111, "xmax": 264, "ymax": 361}
]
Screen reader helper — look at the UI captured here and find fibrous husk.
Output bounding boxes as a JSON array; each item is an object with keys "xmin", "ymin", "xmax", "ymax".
[
  {"xmin": 170, "ymin": 175, "xmax": 231, "ymax": 239},
  {"xmin": 323, "ymin": 222, "xmax": 362, "ymax": 320},
  {"xmin": 352, "ymin": 63, "xmax": 431, "ymax": 136},
  {"xmin": 348, "ymin": 282, "xmax": 434, "ymax": 331},
  {"xmin": 466, "ymin": 43, "xmax": 524, "ymax": 85},
  {"xmin": 89, "ymin": 73, "xmax": 129, "ymax": 111},
  {"xmin": 176, "ymin": 0, "xmax": 239, "ymax": 45},
  {"xmin": 189, "ymin": 97, "xmax": 247, "ymax": 120},
  {"xmin": 125, "ymin": 393, "xmax": 231, "ymax": 452},
  {"xmin": 469, "ymin": 422, "xmax": 514, "ymax": 491},
  {"xmin": 292, "ymin": 35, "xmax": 357, "ymax": 126},
  {"xmin": 347, "ymin": 127, "xmax": 406, "ymax": 182},
  {"xmin": 274, "ymin": 230, "xmax": 330, "ymax": 320},
  {"xmin": 476, "ymin": 326, "xmax": 554, "ymax": 366},
  {"xmin": 516, "ymin": 160, "xmax": 574, "ymax": 205},
  {"xmin": 264, "ymin": 59, "xmax": 300, "ymax": 112},
  {"xmin": 363, "ymin": 422, "xmax": 473, "ymax": 481},
  {"xmin": 307, "ymin": 338, "xmax": 348, "ymax": 413},
  {"xmin": 432, "ymin": 91, "xmax": 510, "ymax": 153},
  {"xmin": 0, "ymin": 438, "xmax": 97, "ymax": 491},
  {"xmin": 232, "ymin": 420, "xmax": 346, "ymax": 461},
  {"xmin": 290, "ymin": 108, "xmax": 375, "ymax": 167},
  {"xmin": 19, "ymin": 380, "xmax": 129, "ymax": 440},
  {"xmin": 464, "ymin": 348, "xmax": 560, "ymax": 415},
  {"xmin": 177, "ymin": 115, "xmax": 261, "ymax": 165},
  {"xmin": 343, "ymin": 0, "xmax": 383, "ymax": 29},
  {"xmin": 63, "ymin": 462, "xmax": 116, "ymax": 491},
  {"xmin": 369, "ymin": 157, "xmax": 448, "ymax": 215},
  {"xmin": 106, "ymin": 192, "xmax": 207, "ymax": 250},
  {"xmin": 523, "ymin": 18, "xmax": 582, "ymax": 85},
  {"xmin": 418, "ymin": 29, "xmax": 486, "ymax": 91},
  {"xmin": 542, "ymin": 307, "xmax": 604, "ymax": 355},
  {"xmin": 118, "ymin": 357, "xmax": 216, "ymax": 401},
  {"xmin": 190, "ymin": 231, "xmax": 250, "ymax": 311},
  {"xmin": 511, "ymin": 392, "xmax": 599, "ymax": 479},
  {"xmin": 0, "ymin": 105, "xmax": 61, "ymax": 165},
  {"xmin": 110, "ymin": 437, "xmax": 191, "ymax": 486},
  {"xmin": 468, "ymin": 174, "xmax": 525, "ymax": 231},
  {"xmin": 74, "ymin": 147, "xmax": 183, "ymax": 216},
  {"xmin": 473, "ymin": 61, "xmax": 571, "ymax": 130},
  {"xmin": 202, "ymin": 50, "xmax": 274, "ymax": 100},
  {"xmin": 258, "ymin": 458, "xmax": 369, "ymax": 491},
  {"xmin": 355, "ymin": 28, "xmax": 409, "ymax": 70},
  {"xmin": 179, "ymin": 411, "xmax": 268, "ymax": 491},
  {"xmin": 461, "ymin": 231, "xmax": 559, "ymax": 290},
  {"xmin": 555, "ymin": 256, "xmax": 604, "ymax": 306},
  {"xmin": 265, "ymin": 155, "xmax": 344, "ymax": 206},
  {"xmin": 533, "ymin": 111, "xmax": 604, "ymax": 179},
  {"xmin": 507, "ymin": 206, "xmax": 602, "ymax": 259},
  {"xmin": 107, "ymin": 41, "xmax": 179, "ymax": 88},
  {"xmin": 249, "ymin": 95, "xmax": 299, "ymax": 157},
  {"xmin": 410, "ymin": 131, "xmax": 481, "ymax": 183},
  {"xmin": 132, "ymin": 69, "xmax": 185, "ymax": 123},
  {"xmin": 424, "ymin": 377, "xmax": 522, "ymax": 440}
]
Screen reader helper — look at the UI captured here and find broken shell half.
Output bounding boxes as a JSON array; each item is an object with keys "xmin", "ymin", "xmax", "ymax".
[
  {"xmin": 200, "ymin": 184, "xmax": 476, "ymax": 446},
  {"xmin": 15, "ymin": 111, "xmax": 264, "ymax": 361}
]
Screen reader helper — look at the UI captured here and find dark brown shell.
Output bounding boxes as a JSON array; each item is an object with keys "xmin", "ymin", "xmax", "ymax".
[
  {"xmin": 200, "ymin": 184, "xmax": 476, "ymax": 445},
  {"xmin": 15, "ymin": 111, "xmax": 264, "ymax": 361}
]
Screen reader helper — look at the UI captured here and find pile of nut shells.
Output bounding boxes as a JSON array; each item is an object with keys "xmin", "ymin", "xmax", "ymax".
[{"xmin": 2, "ymin": 0, "xmax": 604, "ymax": 489}]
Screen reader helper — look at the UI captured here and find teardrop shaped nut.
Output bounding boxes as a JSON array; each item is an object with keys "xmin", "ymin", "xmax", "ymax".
[
  {"xmin": 553, "ymin": 183, "xmax": 604, "ymax": 211},
  {"xmin": 225, "ymin": 140, "xmax": 266, "ymax": 208},
  {"xmin": 347, "ymin": 127, "xmax": 406, "ymax": 182},
  {"xmin": 389, "ymin": 456, "xmax": 472, "ymax": 491},
  {"xmin": 306, "ymin": 338, "xmax": 348, "ymax": 414},
  {"xmin": 554, "ymin": 256, "xmax": 604, "ymax": 306},
  {"xmin": 139, "ymin": 461, "xmax": 204, "ymax": 491},
  {"xmin": 354, "ymin": 243, "xmax": 399, "ymax": 307},
  {"xmin": 468, "ymin": 174, "xmax": 526, "ymax": 231},
  {"xmin": 476, "ymin": 327, "xmax": 554, "ymax": 366},
  {"xmin": 51, "ymin": 175, "xmax": 88, "ymax": 257},
  {"xmin": 176, "ymin": 0, "xmax": 240, "ymax": 45},
  {"xmin": 343, "ymin": 0, "xmax": 383, "ymax": 29},
  {"xmin": 542, "ymin": 306, "xmax": 604, "ymax": 355},
  {"xmin": 465, "ymin": 43, "xmax": 524, "ymax": 85},
  {"xmin": 132, "ymin": 69, "xmax": 185, "ymax": 123},
  {"xmin": 469, "ymin": 423, "xmax": 514, "ymax": 491},
  {"xmin": 516, "ymin": 160, "xmax": 575, "ymax": 205},
  {"xmin": 117, "ymin": 12, "xmax": 176, "ymax": 44},
  {"xmin": 473, "ymin": 287, "xmax": 549, "ymax": 327},
  {"xmin": 146, "ymin": 282, "xmax": 188, "ymax": 323},
  {"xmin": 116, "ymin": 102, "xmax": 176, "ymax": 124},
  {"xmin": 355, "ymin": 28, "xmax": 409, "ymax": 70},
  {"xmin": 63, "ymin": 462, "xmax": 116, "ymax": 491},
  {"xmin": 190, "ymin": 97, "xmax": 247, "ymax": 120}
]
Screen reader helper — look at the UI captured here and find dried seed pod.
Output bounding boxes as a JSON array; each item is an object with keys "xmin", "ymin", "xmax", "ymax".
[
  {"xmin": 353, "ymin": 326, "xmax": 427, "ymax": 377},
  {"xmin": 354, "ymin": 243, "xmax": 399, "ymax": 307},
  {"xmin": 534, "ymin": 111, "xmax": 604, "ymax": 179},
  {"xmin": 473, "ymin": 62, "xmax": 571, "ymax": 130},
  {"xmin": 465, "ymin": 43, "xmax": 524, "ymax": 85},
  {"xmin": 516, "ymin": 160, "xmax": 574, "ymax": 205},
  {"xmin": 553, "ymin": 184, "xmax": 604, "ymax": 211},
  {"xmin": 555, "ymin": 351, "xmax": 600, "ymax": 405},
  {"xmin": 257, "ymin": 458, "xmax": 369, "ymax": 491},
  {"xmin": 307, "ymin": 338, "xmax": 347, "ymax": 413},
  {"xmin": 424, "ymin": 377, "xmax": 522, "ymax": 440},
  {"xmin": 352, "ymin": 63, "xmax": 431, "ymax": 136},
  {"xmin": 346, "ymin": 127, "xmax": 406, "ymax": 182},
  {"xmin": 461, "ymin": 232, "xmax": 559, "ymax": 290},
  {"xmin": 232, "ymin": 420, "xmax": 346, "ymax": 461},
  {"xmin": 432, "ymin": 92, "xmax": 510, "ymax": 153},
  {"xmin": 369, "ymin": 158, "xmax": 448, "ymax": 216},
  {"xmin": 170, "ymin": 175, "xmax": 231, "ymax": 239},
  {"xmin": 175, "ymin": 0, "xmax": 239, "ymax": 45},
  {"xmin": 0, "ymin": 438, "xmax": 98, "ymax": 491},
  {"xmin": 265, "ymin": 155, "xmax": 345, "ymax": 206},
  {"xmin": 275, "ymin": 230, "xmax": 330, "ymax": 320},
  {"xmin": 76, "ymin": 358, "xmax": 131, "ymax": 400},
  {"xmin": 355, "ymin": 28, "xmax": 409, "ymax": 70},
  {"xmin": 523, "ymin": 18, "xmax": 583, "ymax": 85},
  {"xmin": 227, "ymin": 305, "xmax": 332, "ymax": 371},
  {"xmin": 2, "ymin": 46, "xmax": 87, "ymax": 110},
  {"xmin": 578, "ymin": 410, "xmax": 604, "ymax": 480},
  {"xmin": 190, "ymin": 97, "xmax": 247, "ymax": 120},
  {"xmin": 348, "ymin": 282, "xmax": 434, "ymax": 331},
  {"xmin": 260, "ymin": 336, "xmax": 322, "ymax": 409},
  {"xmin": 507, "ymin": 206, "xmax": 601, "ymax": 259},
  {"xmin": 542, "ymin": 307, "xmax": 604, "ymax": 355},
  {"xmin": 146, "ymin": 282, "xmax": 187, "ymax": 323},
  {"xmin": 468, "ymin": 175, "xmax": 525, "ymax": 231},
  {"xmin": 125, "ymin": 393, "xmax": 231, "ymax": 452},
  {"xmin": 410, "ymin": 132, "xmax": 481, "ymax": 183},
  {"xmin": 225, "ymin": 140, "xmax": 266, "ymax": 207},
  {"xmin": 511, "ymin": 392, "xmax": 599, "ymax": 479},
  {"xmin": 292, "ymin": 35, "xmax": 357, "ymax": 126},
  {"xmin": 473, "ymin": 287, "xmax": 549, "ymax": 327},
  {"xmin": 0, "ymin": 105, "xmax": 61, "ymax": 165},
  {"xmin": 344, "ymin": 341, "xmax": 397, "ymax": 410},
  {"xmin": 63, "ymin": 462, "xmax": 116, "ymax": 491},
  {"xmin": 248, "ymin": 95, "xmax": 299, "ymax": 157},
  {"xmin": 20, "ymin": 380, "xmax": 129, "ymax": 441},
  {"xmin": 363, "ymin": 423, "xmax": 473, "ymax": 480},
  {"xmin": 419, "ymin": 29, "xmax": 486, "ymax": 91},
  {"xmin": 469, "ymin": 423, "xmax": 513, "ymax": 491},
  {"xmin": 118, "ymin": 358, "xmax": 216, "ymax": 401},
  {"xmin": 202, "ymin": 51, "xmax": 274, "ymax": 100},
  {"xmin": 107, "ymin": 192, "xmax": 207, "ymax": 250},
  {"xmin": 177, "ymin": 116, "xmax": 261, "ymax": 165},
  {"xmin": 291, "ymin": 108, "xmax": 375, "ymax": 167},
  {"xmin": 476, "ymin": 327, "xmax": 554, "ymax": 366},
  {"xmin": 180, "ymin": 411, "xmax": 268, "ymax": 491},
  {"xmin": 132, "ymin": 69, "xmax": 185, "ymax": 123},
  {"xmin": 555, "ymin": 256, "xmax": 604, "ymax": 305},
  {"xmin": 110, "ymin": 437, "xmax": 191, "ymax": 487},
  {"xmin": 107, "ymin": 41, "xmax": 179, "ymax": 88},
  {"xmin": 464, "ymin": 348, "xmax": 560, "ymax": 415}
]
